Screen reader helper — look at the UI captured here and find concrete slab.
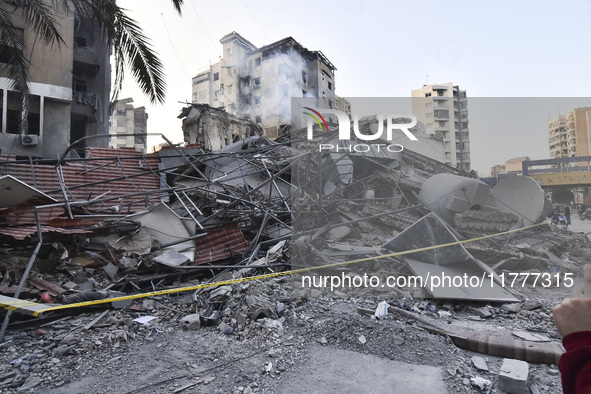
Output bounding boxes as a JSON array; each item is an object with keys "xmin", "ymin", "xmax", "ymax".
[{"xmin": 276, "ymin": 346, "xmax": 447, "ymax": 393}]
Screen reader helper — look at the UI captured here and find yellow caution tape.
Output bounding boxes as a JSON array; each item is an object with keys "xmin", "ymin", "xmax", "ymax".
[{"xmin": 0, "ymin": 221, "xmax": 549, "ymax": 317}]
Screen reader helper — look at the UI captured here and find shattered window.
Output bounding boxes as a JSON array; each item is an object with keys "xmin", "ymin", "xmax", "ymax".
[
  {"xmin": 254, "ymin": 96, "xmax": 261, "ymax": 106},
  {"xmin": 255, "ymin": 115, "xmax": 261, "ymax": 123},
  {"xmin": 214, "ymin": 90, "xmax": 219, "ymax": 101},
  {"xmin": 255, "ymin": 57, "xmax": 261, "ymax": 66},
  {"xmin": 254, "ymin": 77, "xmax": 261, "ymax": 87},
  {"xmin": 328, "ymin": 81, "xmax": 332, "ymax": 90},
  {"xmin": 302, "ymin": 70, "xmax": 307, "ymax": 83},
  {"xmin": 213, "ymin": 72, "xmax": 219, "ymax": 81}
]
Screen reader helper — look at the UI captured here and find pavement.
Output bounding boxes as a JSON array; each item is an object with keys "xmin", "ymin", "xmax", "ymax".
[
  {"xmin": 561, "ymin": 216, "xmax": 591, "ymax": 234},
  {"xmin": 276, "ymin": 346, "xmax": 447, "ymax": 394}
]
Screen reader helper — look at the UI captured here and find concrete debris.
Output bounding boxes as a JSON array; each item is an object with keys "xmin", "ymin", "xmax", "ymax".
[
  {"xmin": 498, "ymin": 358, "xmax": 530, "ymax": 394},
  {"xmin": 180, "ymin": 314, "xmax": 201, "ymax": 330},
  {"xmin": 471, "ymin": 356, "xmax": 488, "ymax": 371}
]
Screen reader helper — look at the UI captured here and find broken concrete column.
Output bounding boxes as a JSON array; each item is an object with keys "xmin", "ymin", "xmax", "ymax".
[{"xmin": 498, "ymin": 358, "xmax": 529, "ymax": 394}]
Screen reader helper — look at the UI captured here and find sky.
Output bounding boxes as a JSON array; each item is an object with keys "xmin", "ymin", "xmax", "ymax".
[{"xmin": 116, "ymin": 0, "xmax": 591, "ymax": 175}]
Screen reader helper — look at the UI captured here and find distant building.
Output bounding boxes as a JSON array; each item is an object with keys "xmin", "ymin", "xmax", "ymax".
[
  {"xmin": 0, "ymin": 4, "xmax": 110, "ymax": 159},
  {"xmin": 490, "ymin": 164, "xmax": 506, "ymax": 177},
  {"xmin": 191, "ymin": 32, "xmax": 341, "ymax": 140},
  {"xmin": 548, "ymin": 107, "xmax": 591, "ymax": 158},
  {"xmin": 504, "ymin": 157, "xmax": 529, "ymax": 174},
  {"xmin": 108, "ymin": 98, "xmax": 148, "ymax": 152},
  {"xmin": 411, "ymin": 82, "xmax": 470, "ymax": 171}
]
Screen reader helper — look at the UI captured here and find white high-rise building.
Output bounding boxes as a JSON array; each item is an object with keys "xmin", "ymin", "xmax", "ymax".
[{"xmin": 411, "ymin": 82, "xmax": 471, "ymax": 171}]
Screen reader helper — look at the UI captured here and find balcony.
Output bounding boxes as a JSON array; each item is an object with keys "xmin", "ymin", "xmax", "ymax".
[
  {"xmin": 435, "ymin": 127, "xmax": 450, "ymax": 133},
  {"xmin": 73, "ymin": 91, "xmax": 97, "ymax": 107},
  {"xmin": 433, "ymin": 96, "xmax": 449, "ymax": 101},
  {"xmin": 72, "ymin": 91, "xmax": 98, "ymax": 117},
  {"xmin": 73, "ymin": 46, "xmax": 101, "ymax": 75}
]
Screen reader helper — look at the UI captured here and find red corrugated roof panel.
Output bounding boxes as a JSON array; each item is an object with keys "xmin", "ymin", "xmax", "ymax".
[
  {"xmin": 0, "ymin": 147, "xmax": 163, "ymax": 214},
  {"xmin": 0, "ymin": 225, "xmax": 93, "ymax": 240},
  {"xmin": 192, "ymin": 224, "xmax": 248, "ymax": 265}
]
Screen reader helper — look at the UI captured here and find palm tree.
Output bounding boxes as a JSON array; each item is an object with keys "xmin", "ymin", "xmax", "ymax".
[{"xmin": 0, "ymin": 0, "xmax": 184, "ymax": 134}]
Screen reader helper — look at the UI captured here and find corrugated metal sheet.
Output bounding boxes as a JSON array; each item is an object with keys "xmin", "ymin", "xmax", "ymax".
[
  {"xmin": 0, "ymin": 225, "xmax": 93, "ymax": 240},
  {"xmin": 192, "ymin": 224, "xmax": 248, "ymax": 265},
  {"xmin": 0, "ymin": 147, "xmax": 163, "ymax": 214},
  {"xmin": 0, "ymin": 206, "xmax": 66, "ymax": 226}
]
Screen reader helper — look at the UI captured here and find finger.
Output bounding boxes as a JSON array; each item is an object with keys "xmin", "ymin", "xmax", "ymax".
[
  {"xmin": 584, "ymin": 264, "xmax": 591, "ymax": 297},
  {"xmin": 573, "ymin": 285, "xmax": 585, "ymax": 298}
]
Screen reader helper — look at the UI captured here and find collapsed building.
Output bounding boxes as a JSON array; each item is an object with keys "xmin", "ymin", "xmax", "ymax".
[
  {"xmin": 0, "ymin": 114, "xmax": 587, "ymax": 391},
  {"xmin": 178, "ymin": 103, "xmax": 261, "ymax": 151}
]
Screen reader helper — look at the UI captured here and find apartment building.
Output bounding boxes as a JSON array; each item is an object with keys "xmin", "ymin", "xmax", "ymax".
[
  {"xmin": 411, "ymin": 82, "xmax": 471, "ymax": 171},
  {"xmin": 0, "ymin": 3, "xmax": 110, "ymax": 159},
  {"xmin": 192, "ymin": 32, "xmax": 337, "ymax": 139},
  {"xmin": 108, "ymin": 98, "xmax": 148, "ymax": 152},
  {"xmin": 548, "ymin": 107, "xmax": 591, "ymax": 159}
]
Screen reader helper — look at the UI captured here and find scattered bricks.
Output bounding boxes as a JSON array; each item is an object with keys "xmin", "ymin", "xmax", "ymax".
[
  {"xmin": 181, "ymin": 313, "xmax": 201, "ymax": 330},
  {"xmin": 498, "ymin": 358, "xmax": 529, "ymax": 394},
  {"xmin": 471, "ymin": 356, "xmax": 488, "ymax": 371}
]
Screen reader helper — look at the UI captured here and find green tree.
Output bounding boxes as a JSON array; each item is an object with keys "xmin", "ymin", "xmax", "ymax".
[{"xmin": 0, "ymin": 0, "xmax": 184, "ymax": 133}]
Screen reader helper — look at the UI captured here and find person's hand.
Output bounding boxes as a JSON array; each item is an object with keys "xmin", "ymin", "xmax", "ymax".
[{"xmin": 553, "ymin": 264, "xmax": 591, "ymax": 337}]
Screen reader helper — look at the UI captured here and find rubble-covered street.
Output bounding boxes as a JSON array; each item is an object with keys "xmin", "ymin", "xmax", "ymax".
[{"xmin": 1, "ymin": 122, "xmax": 590, "ymax": 393}]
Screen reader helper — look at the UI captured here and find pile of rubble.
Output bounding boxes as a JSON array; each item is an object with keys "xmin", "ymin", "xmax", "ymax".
[{"xmin": 0, "ymin": 122, "xmax": 589, "ymax": 392}]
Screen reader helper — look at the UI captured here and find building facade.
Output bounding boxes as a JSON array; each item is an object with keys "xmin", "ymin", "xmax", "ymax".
[
  {"xmin": 504, "ymin": 156, "xmax": 529, "ymax": 173},
  {"xmin": 192, "ymin": 32, "xmax": 337, "ymax": 139},
  {"xmin": 0, "ymin": 2, "xmax": 110, "ymax": 159},
  {"xmin": 490, "ymin": 164, "xmax": 506, "ymax": 177},
  {"xmin": 108, "ymin": 98, "xmax": 148, "ymax": 152},
  {"xmin": 411, "ymin": 82, "xmax": 471, "ymax": 171},
  {"xmin": 548, "ymin": 107, "xmax": 591, "ymax": 159}
]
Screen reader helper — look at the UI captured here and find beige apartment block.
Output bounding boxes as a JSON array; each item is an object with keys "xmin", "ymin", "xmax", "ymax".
[
  {"xmin": 192, "ymin": 32, "xmax": 339, "ymax": 140},
  {"xmin": 108, "ymin": 98, "xmax": 148, "ymax": 152},
  {"xmin": 411, "ymin": 82, "xmax": 471, "ymax": 171},
  {"xmin": 548, "ymin": 107, "xmax": 591, "ymax": 159}
]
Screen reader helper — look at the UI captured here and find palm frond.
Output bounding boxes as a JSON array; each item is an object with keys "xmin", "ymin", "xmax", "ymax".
[
  {"xmin": 170, "ymin": 0, "xmax": 184, "ymax": 14},
  {"xmin": 21, "ymin": 0, "xmax": 64, "ymax": 45},
  {"xmin": 113, "ymin": 9, "xmax": 166, "ymax": 104},
  {"xmin": 73, "ymin": 0, "xmax": 167, "ymax": 105},
  {"xmin": 0, "ymin": 4, "xmax": 30, "ymax": 133}
]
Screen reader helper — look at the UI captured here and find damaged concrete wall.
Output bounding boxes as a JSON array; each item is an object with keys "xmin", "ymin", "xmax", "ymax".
[{"xmin": 179, "ymin": 104, "xmax": 261, "ymax": 151}]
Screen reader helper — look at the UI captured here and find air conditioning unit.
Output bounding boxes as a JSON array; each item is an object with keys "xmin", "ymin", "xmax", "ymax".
[{"xmin": 20, "ymin": 134, "xmax": 39, "ymax": 146}]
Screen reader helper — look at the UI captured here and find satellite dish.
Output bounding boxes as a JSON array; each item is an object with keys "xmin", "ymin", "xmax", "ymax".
[{"xmin": 493, "ymin": 176, "xmax": 545, "ymax": 226}]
